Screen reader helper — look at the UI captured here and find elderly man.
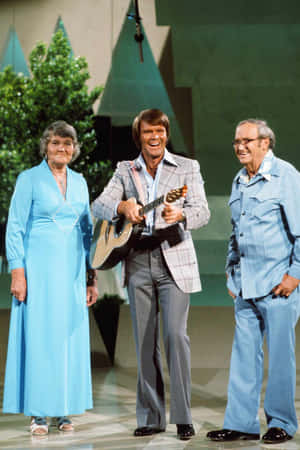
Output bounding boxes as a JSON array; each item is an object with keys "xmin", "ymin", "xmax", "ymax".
[
  {"xmin": 92, "ymin": 109, "xmax": 210, "ymax": 440},
  {"xmin": 207, "ymin": 119, "xmax": 300, "ymax": 444}
]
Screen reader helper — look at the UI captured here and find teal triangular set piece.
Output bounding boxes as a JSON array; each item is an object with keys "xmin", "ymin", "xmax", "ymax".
[
  {"xmin": 0, "ymin": 25, "xmax": 30, "ymax": 76},
  {"xmin": 54, "ymin": 16, "xmax": 74, "ymax": 57},
  {"xmin": 98, "ymin": 1, "xmax": 187, "ymax": 153}
]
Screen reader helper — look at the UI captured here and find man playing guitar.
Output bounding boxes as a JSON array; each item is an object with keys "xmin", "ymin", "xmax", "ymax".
[{"xmin": 92, "ymin": 108, "xmax": 210, "ymax": 440}]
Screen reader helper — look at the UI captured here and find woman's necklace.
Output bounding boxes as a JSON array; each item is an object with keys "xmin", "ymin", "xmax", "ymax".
[{"xmin": 51, "ymin": 169, "xmax": 67, "ymax": 199}]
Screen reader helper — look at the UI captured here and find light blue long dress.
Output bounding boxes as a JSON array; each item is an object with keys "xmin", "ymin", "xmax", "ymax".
[{"xmin": 3, "ymin": 159, "xmax": 93, "ymax": 417}]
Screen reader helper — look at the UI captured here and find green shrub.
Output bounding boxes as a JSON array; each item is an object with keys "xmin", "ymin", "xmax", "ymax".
[{"xmin": 0, "ymin": 29, "xmax": 112, "ymax": 224}]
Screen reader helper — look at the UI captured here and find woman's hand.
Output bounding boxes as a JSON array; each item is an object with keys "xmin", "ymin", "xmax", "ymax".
[
  {"xmin": 11, "ymin": 268, "xmax": 27, "ymax": 302},
  {"xmin": 86, "ymin": 283, "xmax": 99, "ymax": 307}
]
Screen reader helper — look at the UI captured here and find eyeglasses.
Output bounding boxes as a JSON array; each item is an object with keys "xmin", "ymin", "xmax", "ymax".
[{"xmin": 232, "ymin": 137, "xmax": 262, "ymax": 147}]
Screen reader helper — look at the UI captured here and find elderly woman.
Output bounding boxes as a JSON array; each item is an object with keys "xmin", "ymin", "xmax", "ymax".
[{"xmin": 3, "ymin": 121, "xmax": 98, "ymax": 435}]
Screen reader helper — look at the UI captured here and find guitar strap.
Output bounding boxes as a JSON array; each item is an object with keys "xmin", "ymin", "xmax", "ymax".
[{"xmin": 130, "ymin": 161, "xmax": 146, "ymax": 205}]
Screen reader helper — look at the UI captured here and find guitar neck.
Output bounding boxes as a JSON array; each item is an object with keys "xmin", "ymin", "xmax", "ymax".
[{"xmin": 139, "ymin": 195, "xmax": 164, "ymax": 216}]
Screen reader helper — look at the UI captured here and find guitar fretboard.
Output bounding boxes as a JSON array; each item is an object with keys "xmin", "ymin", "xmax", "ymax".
[{"xmin": 139, "ymin": 195, "xmax": 164, "ymax": 216}]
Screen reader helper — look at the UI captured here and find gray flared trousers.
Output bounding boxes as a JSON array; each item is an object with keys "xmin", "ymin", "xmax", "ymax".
[{"xmin": 126, "ymin": 246, "xmax": 192, "ymax": 429}]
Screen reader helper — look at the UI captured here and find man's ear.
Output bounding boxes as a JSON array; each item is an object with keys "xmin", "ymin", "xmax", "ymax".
[{"xmin": 261, "ymin": 137, "xmax": 270, "ymax": 151}]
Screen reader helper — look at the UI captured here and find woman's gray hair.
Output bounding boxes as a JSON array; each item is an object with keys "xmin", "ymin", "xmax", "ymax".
[
  {"xmin": 237, "ymin": 118, "xmax": 276, "ymax": 149},
  {"xmin": 40, "ymin": 120, "xmax": 80, "ymax": 162}
]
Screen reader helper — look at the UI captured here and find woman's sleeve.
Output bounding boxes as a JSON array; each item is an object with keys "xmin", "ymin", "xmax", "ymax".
[
  {"xmin": 6, "ymin": 171, "xmax": 33, "ymax": 271},
  {"xmin": 79, "ymin": 177, "xmax": 93, "ymax": 269}
]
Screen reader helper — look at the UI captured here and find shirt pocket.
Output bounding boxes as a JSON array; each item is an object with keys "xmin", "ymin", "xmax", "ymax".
[{"xmin": 250, "ymin": 190, "xmax": 280, "ymax": 221}]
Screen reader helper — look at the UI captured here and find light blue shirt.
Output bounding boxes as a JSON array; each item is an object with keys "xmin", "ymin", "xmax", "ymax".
[
  {"xmin": 137, "ymin": 152, "xmax": 165, "ymax": 234},
  {"xmin": 226, "ymin": 150, "xmax": 300, "ymax": 299}
]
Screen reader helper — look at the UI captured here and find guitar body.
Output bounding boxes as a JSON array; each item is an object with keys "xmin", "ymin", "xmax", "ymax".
[
  {"xmin": 90, "ymin": 185, "xmax": 187, "ymax": 270},
  {"xmin": 90, "ymin": 217, "xmax": 143, "ymax": 270}
]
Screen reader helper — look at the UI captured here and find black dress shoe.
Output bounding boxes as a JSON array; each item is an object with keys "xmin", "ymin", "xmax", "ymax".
[
  {"xmin": 207, "ymin": 428, "xmax": 260, "ymax": 441},
  {"xmin": 134, "ymin": 426, "xmax": 165, "ymax": 437},
  {"xmin": 262, "ymin": 427, "xmax": 292, "ymax": 444},
  {"xmin": 177, "ymin": 424, "xmax": 195, "ymax": 440}
]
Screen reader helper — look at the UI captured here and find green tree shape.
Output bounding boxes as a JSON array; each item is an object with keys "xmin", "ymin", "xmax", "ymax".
[{"xmin": 0, "ymin": 30, "xmax": 112, "ymax": 224}]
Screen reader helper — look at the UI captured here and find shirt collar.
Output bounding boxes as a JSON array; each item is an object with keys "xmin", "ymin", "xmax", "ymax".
[
  {"xmin": 163, "ymin": 149, "xmax": 178, "ymax": 166},
  {"xmin": 258, "ymin": 149, "xmax": 274, "ymax": 181},
  {"xmin": 236, "ymin": 150, "xmax": 275, "ymax": 184},
  {"xmin": 136, "ymin": 148, "xmax": 178, "ymax": 169}
]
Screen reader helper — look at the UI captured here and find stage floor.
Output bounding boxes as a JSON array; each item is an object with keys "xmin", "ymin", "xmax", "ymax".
[{"xmin": 1, "ymin": 367, "xmax": 300, "ymax": 449}]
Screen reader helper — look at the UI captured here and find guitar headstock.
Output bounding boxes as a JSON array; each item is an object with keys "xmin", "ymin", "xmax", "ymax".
[{"xmin": 165, "ymin": 185, "xmax": 188, "ymax": 203}]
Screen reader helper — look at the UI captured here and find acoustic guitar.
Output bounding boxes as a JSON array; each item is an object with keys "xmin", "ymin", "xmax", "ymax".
[{"xmin": 90, "ymin": 185, "xmax": 187, "ymax": 270}]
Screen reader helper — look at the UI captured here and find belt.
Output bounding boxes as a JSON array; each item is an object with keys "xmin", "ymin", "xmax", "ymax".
[
  {"xmin": 132, "ymin": 235, "xmax": 163, "ymax": 251},
  {"xmin": 132, "ymin": 224, "xmax": 180, "ymax": 251}
]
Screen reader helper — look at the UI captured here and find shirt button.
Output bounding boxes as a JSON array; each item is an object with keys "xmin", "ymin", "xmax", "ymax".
[
  {"xmin": 240, "ymin": 233, "xmax": 244, "ymax": 237},
  {"xmin": 241, "ymin": 211, "xmax": 246, "ymax": 216},
  {"xmin": 241, "ymin": 253, "xmax": 245, "ymax": 257}
]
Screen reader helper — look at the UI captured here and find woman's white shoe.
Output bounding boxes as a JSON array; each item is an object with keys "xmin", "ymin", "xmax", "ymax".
[
  {"xmin": 51, "ymin": 416, "xmax": 74, "ymax": 431},
  {"xmin": 30, "ymin": 417, "xmax": 48, "ymax": 436}
]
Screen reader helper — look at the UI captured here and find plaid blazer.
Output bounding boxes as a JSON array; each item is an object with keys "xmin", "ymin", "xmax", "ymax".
[{"xmin": 92, "ymin": 151, "xmax": 210, "ymax": 293}]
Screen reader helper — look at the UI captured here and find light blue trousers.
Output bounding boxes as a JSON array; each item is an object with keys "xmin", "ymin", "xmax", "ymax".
[{"xmin": 224, "ymin": 288, "xmax": 300, "ymax": 437}]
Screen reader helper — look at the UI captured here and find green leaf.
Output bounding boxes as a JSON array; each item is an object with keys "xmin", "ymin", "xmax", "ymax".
[{"xmin": 0, "ymin": 29, "xmax": 111, "ymax": 226}]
